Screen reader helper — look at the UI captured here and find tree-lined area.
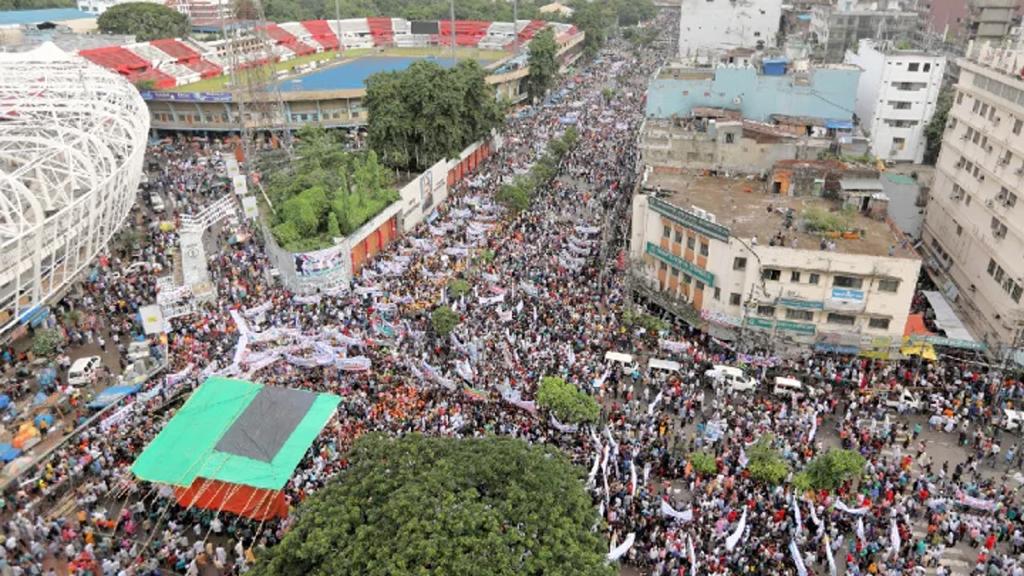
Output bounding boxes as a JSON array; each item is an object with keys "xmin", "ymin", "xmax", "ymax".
[
  {"xmin": 365, "ymin": 59, "xmax": 503, "ymax": 172},
  {"xmin": 259, "ymin": 0, "xmax": 548, "ymax": 25},
  {"xmin": 251, "ymin": 434, "xmax": 614, "ymax": 576},
  {"xmin": 268, "ymin": 126, "xmax": 396, "ymax": 252},
  {"xmin": 96, "ymin": 2, "xmax": 190, "ymax": 42},
  {"xmin": 0, "ymin": 0, "xmax": 73, "ymax": 9}
]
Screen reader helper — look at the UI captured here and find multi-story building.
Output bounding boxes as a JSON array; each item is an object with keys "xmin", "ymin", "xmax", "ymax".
[
  {"xmin": 76, "ymin": 0, "xmax": 161, "ymax": 14},
  {"xmin": 845, "ymin": 39, "xmax": 947, "ymax": 163},
  {"xmin": 629, "ymin": 171, "xmax": 921, "ymax": 355},
  {"xmin": 643, "ymin": 58, "xmax": 867, "ymax": 174},
  {"xmin": 967, "ymin": 0, "xmax": 1019, "ymax": 43},
  {"xmin": 921, "ymin": 41, "xmax": 1024, "ymax": 348},
  {"xmin": 165, "ymin": 0, "xmax": 233, "ymax": 27},
  {"xmin": 811, "ymin": 3, "xmax": 921, "ymax": 62},
  {"xmin": 677, "ymin": 0, "xmax": 782, "ymax": 60}
]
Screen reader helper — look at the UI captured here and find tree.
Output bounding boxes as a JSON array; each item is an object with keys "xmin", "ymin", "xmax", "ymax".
[
  {"xmin": 799, "ymin": 448, "xmax": 866, "ymax": 492},
  {"xmin": 526, "ymin": 27, "xmax": 558, "ymax": 103},
  {"xmin": 268, "ymin": 127, "xmax": 397, "ymax": 251},
  {"xmin": 535, "ymin": 376, "xmax": 600, "ymax": 425},
  {"xmin": 448, "ymin": 278, "xmax": 470, "ymax": 299},
  {"xmin": 613, "ymin": 0, "xmax": 656, "ymax": 26},
  {"xmin": 924, "ymin": 87, "xmax": 953, "ymax": 165},
  {"xmin": 431, "ymin": 305, "xmax": 460, "ymax": 337},
  {"xmin": 745, "ymin": 436, "xmax": 789, "ymax": 486},
  {"xmin": 689, "ymin": 451, "xmax": 717, "ymax": 476},
  {"xmin": 31, "ymin": 329, "xmax": 62, "ymax": 358},
  {"xmin": 366, "ymin": 60, "xmax": 502, "ymax": 171},
  {"xmin": 495, "ymin": 178, "xmax": 532, "ymax": 214},
  {"xmin": 97, "ymin": 3, "xmax": 189, "ymax": 42},
  {"xmin": 571, "ymin": 0, "xmax": 615, "ymax": 56},
  {"xmin": 0, "ymin": 0, "xmax": 74, "ymax": 9},
  {"xmin": 251, "ymin": 434, "xmax": 613, "ymax": 576}
]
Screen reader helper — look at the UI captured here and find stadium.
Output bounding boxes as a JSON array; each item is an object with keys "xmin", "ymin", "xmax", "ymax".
[
  {"xmin": 78, "ymin": 18, "xmax": 585, "ymax": 132},
  {"xmin": 0, "ymin": 43, "xmax": 149, "ymax": 334}
]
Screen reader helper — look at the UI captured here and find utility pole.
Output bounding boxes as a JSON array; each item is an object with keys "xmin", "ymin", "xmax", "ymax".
[
  {"xmin": 450, "ymin": 0, "xmax": 457, "ymax": 62},
  {"xmin": 334, "ymin": 0, "xmax": 341, "ymax": 57},
  {"xmin": 513, "ymin": 0, "xmax": 519, "ymax": 52}
]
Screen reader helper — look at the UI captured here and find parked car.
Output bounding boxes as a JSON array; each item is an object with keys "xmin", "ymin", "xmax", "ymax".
[
  {"xmin": 68, "ymin": 356, "xmax": 102, "ymax": 387},
  {"xmin": 705, "ymin": 365, "xmax": 758, "ymax": 393}
]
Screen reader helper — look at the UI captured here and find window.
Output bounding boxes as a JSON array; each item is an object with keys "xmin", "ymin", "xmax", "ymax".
[
  {"xmin": 923, "ymin": 63, "xmax": 931, "ymax": 72},
  {"xmin": 966, "ymin": 194, "xmax": 973, "ymax": 206},
  {"xmin": 670, "ymin": 267, "xmax": 679, "ymax": 277},
  {"xmin": 786, "ymin": 309, "xmax": 814, "ymax": 321},
  {"xmin": 687, "ymin": 236, "xmax": 696, "ymax": 250},
  {"xmin": 892, "ymin": 137, "xmax": 906, "ymax": 151},
  {"xmin": 833, "ymin": 276, "xmax": 863, "ymax": 289},
  {"xmin": 733, "ymin": 257, "xmax": 747, "ymax": 270},
  {"xmin": 1013, "ymin": 285, "xmax": 1023, "ymax": 303},
  {"xmin": 808, "ymin": 273, "xmax": 820, "ymax": 285},
  {"xmin": 714, "ymin": 287, "xmax": 721, "ymax": 301},
  {"xmin": 674, "ymin": 230, "xmax": 683, "ymax": 243},
  {"xmin": 757, "ymin": 305, "xmax": 776, "ymax": 317},
  {"xmin": 957, "ymin": 223, "xmax": 963, "ymax": 236},
  {"xmin": 878, "ymin": 279, "xmax": 900, "ymax": 293},
  {"xmin": 988, "ymin": 258, "xmax": 998, "ymax": 276},
  {"xmin": 662, "ymin": 226, "xmax": 671, "ymax": 238},
  {"xmin": 827, "ymin": 313, "xmax": 856, "ymax": 326},
  {"xmin": 695, "ymin": 281, "xmax": 705, "ymax": 291},
  {"xmin": 790, "ymin": 271, "xmax": 801, "ymax": 283},
  {"xmin": 992, "ymin": 217, "xmax": 1008, "ymax": 238},
  {"xmin": 762, "ymin": 268, "xmax": 781, "ymax": 281},
  {"xmin": 889, "ymin": 100, "xmax": 912, "ymax": 110},
  {"xmin": 659, "ymin": 262, "xmax": 668, "ymax": 272},
  {"xmin": 730, "ymin": 293, "xmax": 742, "ymax": 306},
  {"xmin": 868, "ymin": 318, "xmax": 891, "ymax": 330},
  {"xmin": 725, "ymin": 133, "xmax": 735, "ymax": 143},
  {"xmin": 957, "ymin": 91, "xmax": 964, "ymax": 105},
  {"xmin": 682, "ymin": 274, "xmax": 692, "ymax": 284},
  {"xmin": 980, "ymin": 103, "xmax": 990, "ymax": 116},
  {"xmin": 1015, "ymin": 118, "xmax": 1023, "ymax": 135},
  {"xmin": 973, "ymin": 99, "xmax": 981, "ymax": 113},
  {"xmin": 907, "ymin": 62, "xmax": 920, "ymax": 72},
  {"xmin": 699, "ymin": 242, "xmax": 709, "ymax": 257}
]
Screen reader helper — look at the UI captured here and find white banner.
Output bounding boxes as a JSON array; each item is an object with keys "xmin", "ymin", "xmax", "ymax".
[
  {"xmin": 789, "ymin": 540, "xmax": 807, "ymax": 576},
  {"xmin": 660, "ymin": 500, "xmax": 693, "ymax": 522},
  {"xmin": 336, "ymin": 356, "xmax": 372, "ymax": 371},
  {"xmin": 725, "ymin": 508, "xmax": 747, "ymax": 551},
  {"xmin": 836, "ymin": 500, "xmax": 870, "ymax": 515},
  {"xmin": 606, "ymin": 532, "xmax": 634, "ymax": 562},
  {"xmin": 658, "ymin": 339, "xmax": 689, "ymax": 354},
  {"xmin": 890, "ymin": 516, "xmax": 901, "ymax": 553}
]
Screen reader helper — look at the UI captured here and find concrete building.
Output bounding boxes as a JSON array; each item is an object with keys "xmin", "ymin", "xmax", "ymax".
[
  {"xmin": 845, "ymin": 39, "xmax": 947, "ymax": 163},
  {"xmin": 810, "ymin": 4, "xmax": 921, "ymax": 62},
  {"xmin": 76, "ymin": 0, "xmax": 162, "ymax": 15},
  {"xmin": 629, "ymin": 171, "xmax": 920, "ymax": 355},
  {"xmin": 165, "ymin": 0, "xmax": 233, "ymax": 27},
  {"xmin": 677, "ymin": 0, "xmax": 782, "ymax": 60},
  {"xmin": 968, "ymin": 0, "xmax": 1019, "ymax": 43},
  {"xmin": 646, "ymin": 61, "xmax": 861, "ymax": 123},
  {"xmin": 921, "ymin": 41, "xmax": 1024, "ymax": 349}
]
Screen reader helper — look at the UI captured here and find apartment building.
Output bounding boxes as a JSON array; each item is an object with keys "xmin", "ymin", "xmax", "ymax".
[
  {"xmin": 630, "ymin": 172, "xmax": 920, "ymax": 355},
  {"xmin": 677, "ymin": 0, "xmax": 782, "ymax": 60},
  {"xmin": 845, "ymin": 39, "xmax": 947, "ymax": 163},
  {"xmin": 810, "ymin": 4, "xmax": 921, "ymax": 63},
  {"xmin": 921, "ymin": 41, "xmax": 1024, "ymax": 348}
]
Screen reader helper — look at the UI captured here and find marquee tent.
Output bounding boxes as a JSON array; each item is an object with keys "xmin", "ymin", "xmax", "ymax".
[{"xmin": 132, "ymin": 376, "xmax": 340, "ymax": 520}]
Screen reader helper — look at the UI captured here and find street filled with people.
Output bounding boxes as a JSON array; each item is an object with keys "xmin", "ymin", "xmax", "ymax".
[{"xmin": 1, "ymin": 12, "xmax": 1023, "ymax": 576}]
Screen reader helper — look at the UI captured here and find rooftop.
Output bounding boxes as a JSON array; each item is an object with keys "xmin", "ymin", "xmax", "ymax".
[
  {"xmin": 0, "ymin": 8, "xmax": 95, "ymax": 25},
  {"xmin": 645, "ymin": 172, "xmax": 917, "ymax": 258}
]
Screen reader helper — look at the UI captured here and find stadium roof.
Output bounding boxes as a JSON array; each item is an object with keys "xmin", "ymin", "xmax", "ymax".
[
  {"xmin": 131, "ymin": 377, "xmax": 340, "ymax": 490},
  {"xmin": 0, "ymin": 9, "xmax": 96, "ymax": 26}
]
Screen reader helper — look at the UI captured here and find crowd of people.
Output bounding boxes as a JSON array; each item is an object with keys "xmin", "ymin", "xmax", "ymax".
[{"xmin": 0, "ymin": 12, "xmax": 1023, "ymax": 576}]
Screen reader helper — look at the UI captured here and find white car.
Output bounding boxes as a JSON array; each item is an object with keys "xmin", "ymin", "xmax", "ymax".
[
  {"xmin": 883, "ymin": 389, "xmax": 922, "ymax": 411},
  {"xmin": 149, "ymin": 194, "xmax": 166, "ymax": 213},
  {"xmin": 605, "ymin": 351, "xmax": 639, "ymax": 373},
  {"xmin": 772, "ymin": 376, "xmax": 820, "ymax": 400},
  {"xmin": 68, "ymin": 356, "xmax": 102, "ymax": 387},
  {"xmin": 705, "ymin": 365, "xmax": 757, "ymax": 393},
  {"xmin": 1002, "ymin": 409, "xmax": 1024, "ymax": 432}
]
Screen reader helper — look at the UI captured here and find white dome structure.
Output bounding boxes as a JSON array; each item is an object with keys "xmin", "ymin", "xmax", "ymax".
[{"xmin": 0, "ymin": 43, "xmax": 149, "ymax": 333}]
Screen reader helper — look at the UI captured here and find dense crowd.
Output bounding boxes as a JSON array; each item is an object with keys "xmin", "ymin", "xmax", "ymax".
[{"xmin": 1, "ymin": 13, "xmax": 1023, "ymax": 576}]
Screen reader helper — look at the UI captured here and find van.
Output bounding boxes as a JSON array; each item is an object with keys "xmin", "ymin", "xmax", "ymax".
[
  {"xmin": 648, "ymin": 358, "xmax": 681, "ymax": 374},
  {"xmin": 127, "ymin": 341, "xmax": 152, "ymax": 363},
  {"xmin": 772, "ymin": 376, "xmax": 813, "ymax": 399},
  {"xmin": 604, "ymin": 351, "xmax": 639, "ymax": 373},
  {"xmin": 704, "ymin": 365, "xmax": 757, "ymax": 393},
  {"xmin": 883, "ymin": 389, "xmax": 921, "ymax": 411},
  {"xmin": 68, "ymin": 356, "xmax": 102, "ymax": 387},
  {"xmin": 1002, "ymin": 409, "xmax": 1024, "ymax": 432},
  {"xmin": 150, "ymin": 194, "xmax": 166, "ymax": 213}
]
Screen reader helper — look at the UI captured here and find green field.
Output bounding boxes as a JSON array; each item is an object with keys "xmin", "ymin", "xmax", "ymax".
[{"xmin": 173, "ymin": 46, "xmax": 511, "ymax": 93}]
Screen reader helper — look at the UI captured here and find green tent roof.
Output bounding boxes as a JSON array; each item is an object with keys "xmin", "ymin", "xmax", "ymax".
[{"xmin": 131, "ymin": 376, "xmax": 340, "ymax": 490}]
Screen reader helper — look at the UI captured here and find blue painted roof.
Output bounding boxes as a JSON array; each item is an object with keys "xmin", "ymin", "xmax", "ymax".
[{"xmin": 0, "ymin": 8, "xmax": 96, "ymax": 25}]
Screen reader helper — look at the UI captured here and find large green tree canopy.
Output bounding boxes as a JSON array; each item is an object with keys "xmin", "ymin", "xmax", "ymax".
[
  {"xmin": 96, "ymin": 2, "xmax": 189, "ymax": 42},
  {"xmin": 365, "ymin": 59, "xmax": 502, "ymax": 171},
  {"xmin": 268, "ymin": 126, "xmax": 397, "ymax": 252},
  {"xmin": 251, "ymin": 434, "xmax": 613, "ymax": 576},
  {"xmin": 526, "ymin": 27, "xmax": 558, "ymax": 103}
]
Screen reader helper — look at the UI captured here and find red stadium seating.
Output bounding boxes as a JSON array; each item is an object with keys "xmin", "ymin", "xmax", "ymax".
[
  {"xmin": 263, "ymin": 23, "xmax": 316, "ymax": 56},
  {"xmin": 79, "ymin": 46, "xmax": 176, "ymax": 89},
  {"xmin": 367, "ymin": 17, "xmax": 394, "ymax": 46},
  {"xmin": 518, "ymin": 20, "xmax": 546, "ymax": 42},
  {"xmin": 437, "ymin": 20, "xmax": 489, "ymax": 46},
  {"xmin": 150, "ymin": 38, "xmax": 223, "ymax": 78},
  {"xmin": 301, "ymin": 20, "xmax": 341, "ymax": 50}
]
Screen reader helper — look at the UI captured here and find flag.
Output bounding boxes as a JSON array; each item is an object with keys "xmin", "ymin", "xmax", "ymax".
[
  {"xmin": 789, "ymin": 540, "xmax": 807, "ymax": 576},
  {"xmin": 647, "ymin": 390, "xmax": 663, "ymax": 416},
  {"xmin": 687, "ymin": 535, "xmax": 697, "ymax": 576},
  {"xmin": 825, "ymin": 535, "xmax": 837, "ymax": 576},
  {"xmin": 792, "ymin": 497, "xmax": 803, "ymax": 534},
  {"xmin": 856, "ymin": 517, "xmax": 865, "ymax": 542},
  {"xmin": 889, "ymin": 517, "xmax": 901, "ymax": 553},
  {"xmin": 725, "ymin": 507, "xmax": 747, "ymax": 551},
  {"xmin": 629, "ymin": 461, "xmax": 637, "ymax": 496}
]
